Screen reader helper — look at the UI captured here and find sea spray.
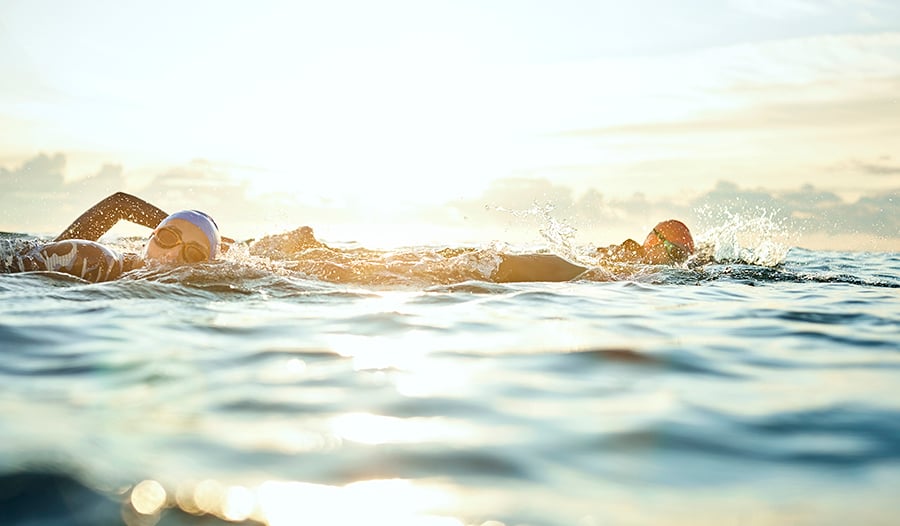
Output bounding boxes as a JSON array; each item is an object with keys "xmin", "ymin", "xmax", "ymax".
[
  {"xmin": 487, "ymin": 202, "xmax": 590, "ymax": 265},
  {"xmin": 693, "ymin": 205, "xmax": 793, "ymax": 267}
]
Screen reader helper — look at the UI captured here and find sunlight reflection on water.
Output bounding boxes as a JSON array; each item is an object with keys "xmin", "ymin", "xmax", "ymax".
[
  {"xmin": 331, "ymin": 412, "xmax": 473, "ymax": 445},
  {"xmin": 126, "ymin": 477, "xmax": 463, "ymax": 526},
  {"xmin": 2, "ymin": 245, "xmax": 898, "ymax": 526}
]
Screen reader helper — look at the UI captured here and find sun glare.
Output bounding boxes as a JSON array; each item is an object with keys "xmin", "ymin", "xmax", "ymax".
[
  {"xmin": 330, "ymin": 412, "xmax": 471, "ymax": 445},
  {"xmin": 130, "ymin": 477, "xmax": 463, "ymax": 526},
  {"xmin": 129, "ymin": 479, "xmax": 167, "ymax": 515},
  {"xmin": 258, "ymin": 479, "xmax": 461, "ymax": 526}
]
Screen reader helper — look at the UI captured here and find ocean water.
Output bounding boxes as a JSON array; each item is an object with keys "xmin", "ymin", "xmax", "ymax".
[{"xmin": 1, "ymin": 229, "xmax": 899, "ymax": 526}]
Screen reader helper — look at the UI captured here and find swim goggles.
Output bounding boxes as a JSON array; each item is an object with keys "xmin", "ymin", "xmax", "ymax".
[
  {"xmin": 652, "ymin": 228, "xmax": 690, "ymax": 263},
  {"xmin": 151, "ymin": 226, "xmax": 210, "ymax": 263}
]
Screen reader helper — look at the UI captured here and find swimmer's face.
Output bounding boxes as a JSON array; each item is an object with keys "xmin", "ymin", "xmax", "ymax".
[
  {"xmin": 643, "ymin": 240, "xmax": 688, "ymax": 265},
  {"xmin": 143, "ymin": 218, "xmax": 212, "ymax": 265}
]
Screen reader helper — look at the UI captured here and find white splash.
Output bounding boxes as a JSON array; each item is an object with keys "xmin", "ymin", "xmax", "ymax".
[
  {"xmin": 694, "ymin": 205, "xmax": 794, "ymax": 267},
  {"xmin": 489, "ymin": 202, "xmax": 588, "ymax": 264}
]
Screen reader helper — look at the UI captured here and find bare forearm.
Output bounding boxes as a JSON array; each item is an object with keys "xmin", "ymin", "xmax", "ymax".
[{"xmin": 55, "ymin": 192, "xmax": 169, "ymax": 241}]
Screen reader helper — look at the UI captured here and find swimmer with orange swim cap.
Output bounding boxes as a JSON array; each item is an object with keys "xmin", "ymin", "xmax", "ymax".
[
  {"xmin": 492, "ymin": 219, "xmax": 696, "ymax": 282},
  {"xmin": 643, "ymin": 219, "xmax": 695, "ymax": 264},
  {"xmin": 599, "ymin": 219, "xmax": 695, "ymax": 265},
  {"xmin": 2, "ymin": 192, "xmax": 226, "ymax": 282}
]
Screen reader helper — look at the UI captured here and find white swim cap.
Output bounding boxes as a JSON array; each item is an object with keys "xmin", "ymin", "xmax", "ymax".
[{"xmin": 159, "ymin": 210, "xmax": 221, "ymax": 259}]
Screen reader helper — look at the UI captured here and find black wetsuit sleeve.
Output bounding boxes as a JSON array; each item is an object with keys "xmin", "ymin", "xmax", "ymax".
[
  {"xmin": 493, "ymin": 254, "xmax": 588, "ymax": 283},
  {"xmin": 17, "ymin": 240, "xmax": 128, "ymax": 282},
  {"xmin": 55, "ymin": 192, "xmax": 170, "ymax": 242}
]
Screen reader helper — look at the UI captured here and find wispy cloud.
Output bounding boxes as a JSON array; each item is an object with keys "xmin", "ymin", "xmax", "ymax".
[
  {"xmin": 839, "ymin": 157, "xmax": 900, "ymax": 176},
  {"xmin": 559, "ymin": 83, "xmax": 900, "ymax": 137},
  {"xmin": 731, "ymin": 0, "xmax": 838, "ymax": 19},
  {"xmin": 730, "ymin": 0, "xmax": 900, "ymax": 27}
]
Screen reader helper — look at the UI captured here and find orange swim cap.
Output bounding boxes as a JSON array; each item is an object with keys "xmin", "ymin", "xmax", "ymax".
[{"xmin": 642, "ymin": 220, "xmax": 695, "ymax": 263}]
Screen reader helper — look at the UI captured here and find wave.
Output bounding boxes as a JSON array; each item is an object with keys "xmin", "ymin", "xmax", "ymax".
[
  {"xmin": 4, "ymin": 223, "xmax": 897, "ymax": 290},
  {"xmin": 3, "ymin": 248, "xmax": 896, "ymax": 293}
]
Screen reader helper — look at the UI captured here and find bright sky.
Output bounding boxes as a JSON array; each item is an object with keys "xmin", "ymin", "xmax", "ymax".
[{"xmin": 1, "ymin": 0, "xmax": 899, "ymax": 247}]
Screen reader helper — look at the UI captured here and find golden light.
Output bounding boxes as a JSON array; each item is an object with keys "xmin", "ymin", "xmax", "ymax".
[
  {"xmin": 394, "ymin": 361, "xmax": 471, "ymax": 398},
  {"xmin": 257, "ymin": 357, "xmax": 308, "ymax": 383},
  {"xmin": 174, "ymin": 480, "xmax": 202, "ymax": 515},
  {"xmin": 222, "ymin": 485, "xmax": 256, "ymax": 522},
  {"xmin": 330, "ymin": 412, "xmax": 472, "ymax": 445},
  {"xmin": 197, "ymin": 416, "xmax": 340, "ymax": 456},
  {"xmin": 328, "ymin": 330, "xmax": 430, "ymax": 372},
  {"xmin": 255, "ymin": 478, "xmax": 461, "ymax": 526},
  {"xmin": 342, "ymin": 479, "xmax": 459, "ymax": 520},
  {"xmin": 130, "ymin": 479, "xmax": 167, "ymax": 515},
  {"xmin": 325, "ymin": 293, "xmax": 479, "ymax": 398},
  {"xmin": 193, "ymin": 479, "xmax": 226, "ymax": 517}
]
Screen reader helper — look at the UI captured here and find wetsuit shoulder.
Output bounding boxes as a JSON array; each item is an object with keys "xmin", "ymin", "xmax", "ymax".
[{"xmin": 20, "ymin": 240, "xmax": 128, "ymax": 282}]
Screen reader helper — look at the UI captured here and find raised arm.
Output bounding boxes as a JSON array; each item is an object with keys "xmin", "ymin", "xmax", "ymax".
[{"xmin": 55, "ymin": 192, "xmax": 170, "ymax": 242}]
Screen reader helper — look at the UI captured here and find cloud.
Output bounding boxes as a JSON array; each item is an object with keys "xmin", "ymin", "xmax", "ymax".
[
  {"xmin": 0, "ymin": 153, "xmax": 355, "ymax": 239},
  {"xmin": 0, "ymin": 153, "xmax": 126, "ymax": 235},
  {"xmin": 730, "ymin": 0, "xmax": 837, "ymax": 20},
  {"xmin": 690, "ymin": 181, "xmax": 899, "ymax": 240},
  {"xmin": 559, "ymin": 77, "xmax": 900, "ymax": 138},
  {"xmin": 730, "ymin": 0, "xmax": 900, "ymax": 26},
  {"xmin": 448, "ymin": 177, "xmax": 899, "ymax": 249},
  {"xmin": 840, "ymin": 158, "xmax": 900, "ymax": 176},
  {"xmin": 135, "ymin": 160, "xmax": 250, "ymax": 211},
  {"xmin": 0, "ymin": 154, "xmax": 260, "ymax": 236},
  {"xmin": 0, "ymin": 152, "xmax": 65, "ymax": 190},
  {"xmin": 2, "ymin": 153, "xmax": 897, "ymax": 250},
  {"xmin": 542, "ymin": 61, "xmax": 900, "ymax": 201}
]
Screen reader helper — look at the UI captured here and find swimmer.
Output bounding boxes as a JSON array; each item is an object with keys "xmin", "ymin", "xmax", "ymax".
[
  {"xmin": 1, "ymin": 192, "xmax": 223, "ymax": 282},
  {"xmin": 254, "ymin": 218, "xmax": 696, "ymax": 283},
  {"xmin": 597, "ymin": 219, "xmax": 695, "ymax": 265},
  {"xmin": 492, "ymin": 219, "xmax": 695, "ymax": 282}
]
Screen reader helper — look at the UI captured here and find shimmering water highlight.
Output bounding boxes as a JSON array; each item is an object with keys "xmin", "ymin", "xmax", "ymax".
[{"xmin": 1, "ymin": 231, "xmax": 898, "ymax": 525}]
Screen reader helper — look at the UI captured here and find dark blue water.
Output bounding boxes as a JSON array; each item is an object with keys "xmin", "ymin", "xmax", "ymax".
[{"xmin": 1, "ymin": 239, "xmax": 898, "ymax": 525}]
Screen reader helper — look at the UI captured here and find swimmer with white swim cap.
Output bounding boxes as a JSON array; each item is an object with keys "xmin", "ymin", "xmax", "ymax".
[
  {"xmin": 143, "ymin": 209, "xmax": 221, "ymax": 264},
  {"xmin": 1, "ymin": 192, "xmax": 225, "ymax": 282}
]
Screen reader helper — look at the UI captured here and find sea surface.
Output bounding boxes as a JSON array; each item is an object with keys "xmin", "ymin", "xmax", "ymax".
[{"xmin": 1, "ymin": 228, "xmax": 899, "ymax": 526}]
